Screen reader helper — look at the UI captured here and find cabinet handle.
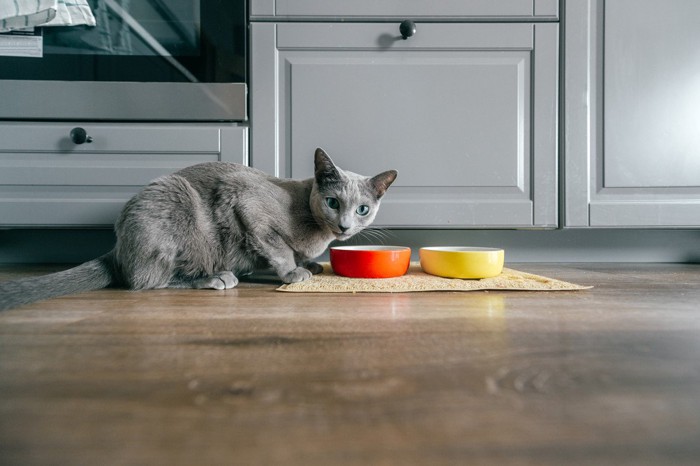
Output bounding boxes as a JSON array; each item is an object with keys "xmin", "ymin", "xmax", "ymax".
[
  {"xmin": 70, "ymin": 127, "xmax": 93, "ymax": 145},
  {"xmin": 399, "ymin": 20, "xmax": 416, "ymax": 40}
]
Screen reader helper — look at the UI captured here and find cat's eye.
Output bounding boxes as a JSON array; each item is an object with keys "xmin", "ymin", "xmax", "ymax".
[
  {"xmin": 325, "ymin": 197, "xmax": 340, "ymax": 210},
  {"xmin": 356, "ymin": 205, "xmax": 370, "ymax": 216}
]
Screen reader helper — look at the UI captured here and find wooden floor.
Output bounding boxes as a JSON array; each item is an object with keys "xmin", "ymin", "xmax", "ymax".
[{"xmin": 1, "ymin": 263, "xmax": 699, "ymax": 465}]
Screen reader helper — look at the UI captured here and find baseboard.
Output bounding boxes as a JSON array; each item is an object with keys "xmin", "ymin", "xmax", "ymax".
[{"xmin": 1, "ymin": 228, "xmax": 699, "ymax": 264}]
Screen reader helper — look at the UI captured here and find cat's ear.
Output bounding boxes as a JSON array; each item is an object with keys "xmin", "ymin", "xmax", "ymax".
[
  {"xmin": 314, "ymin": 148, "xmax": 341, "ymax": 185},
  {"xmin": 370, "ymin": 170, "xmax": 398, "ymax": 198}
]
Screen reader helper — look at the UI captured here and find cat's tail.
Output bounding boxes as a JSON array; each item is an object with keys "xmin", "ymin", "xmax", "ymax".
[{"xmin": 0, "ymin": 253, "xmax": 116, "ymax": 311}]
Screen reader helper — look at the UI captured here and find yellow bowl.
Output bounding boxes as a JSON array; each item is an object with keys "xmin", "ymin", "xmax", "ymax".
[{"xmin": 419, "ymin": 247, "xmax": 504, "ymax": 279}]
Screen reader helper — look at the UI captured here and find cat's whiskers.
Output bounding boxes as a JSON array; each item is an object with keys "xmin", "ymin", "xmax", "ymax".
[{"xmin": 355, "ymin": 227, "xmax": 394, "ymax": 245}]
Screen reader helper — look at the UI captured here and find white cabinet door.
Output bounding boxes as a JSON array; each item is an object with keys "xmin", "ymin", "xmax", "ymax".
[
  {"xmin": 565, "ymin": 0, "xmax": 700, "ymax": 227},
  {"xmin": 251, "ymin": 22, "xmax": 558, "ymax": 228}
]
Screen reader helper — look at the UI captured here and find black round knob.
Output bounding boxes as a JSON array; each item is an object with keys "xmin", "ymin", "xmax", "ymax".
[
  {"xmin": 70, "ymin": 127, "xmax": 93, "ymax": 145},
  {"xmin": 399, "ymin": 20, "xmax": 416, "ymax": 40}
]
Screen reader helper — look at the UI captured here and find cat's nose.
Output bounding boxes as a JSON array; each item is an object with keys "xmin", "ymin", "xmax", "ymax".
[{"xmin": 338, "ymin": 224, "xmax": 350, "ymax": 233}]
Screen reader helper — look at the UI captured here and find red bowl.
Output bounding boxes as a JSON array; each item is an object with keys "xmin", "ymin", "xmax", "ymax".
[{"xmin": 330, "ymin": 246, "xmax": 411, "ymax": 278}]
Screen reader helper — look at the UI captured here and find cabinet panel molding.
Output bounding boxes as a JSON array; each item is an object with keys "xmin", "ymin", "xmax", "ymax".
[
  {"xmin": 376, "ymin": 197, "xmax": 534, "ymax": 228},
  {"xmin": 603, "ymin": 0, "xmax": 700, "ymax": 189},
  {"xmin": 534, "ymin": 0, "xmax": 558, "ymax": 17},
  {"xmin": 286, "ymin": 53, "xmax": 530, "ymax": 191},
  {"xmin": 590, "ymin": 202, "xmax": 700, "ymax": 228}
]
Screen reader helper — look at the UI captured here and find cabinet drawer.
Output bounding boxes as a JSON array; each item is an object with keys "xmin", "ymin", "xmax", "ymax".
[
  {"xmin": 0, "ymin": 123, "xmax": 243, "ymax": 186},
  {"xmin": 0, "ymin": 123, "xmax": 221, "ymax": 154},
  {"xmin": 0, "ymin": 123, "xmax": 248, "ymax": 227},
  {"xmin": 252, "ymin": 0, "xmax": 558, "ymax": 20},
  {"xmin": 277, "ymin": 23, "xmax": 533, "ymax": 50}
]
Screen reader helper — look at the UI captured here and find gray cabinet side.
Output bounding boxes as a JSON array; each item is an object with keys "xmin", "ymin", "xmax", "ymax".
[{"xmin": 563, "ymin": 0, "xmax": 598, "ymax": 227}]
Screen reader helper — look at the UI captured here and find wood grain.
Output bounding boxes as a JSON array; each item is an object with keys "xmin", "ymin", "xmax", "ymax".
[{"xmin": 1, "ymin": 264, "xmax": 700, "ymax": 465}]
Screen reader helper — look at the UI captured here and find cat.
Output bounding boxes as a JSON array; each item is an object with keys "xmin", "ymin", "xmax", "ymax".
[{"xmin": 0, "ymin": 148, "xmax": 397, "ymax": 311}]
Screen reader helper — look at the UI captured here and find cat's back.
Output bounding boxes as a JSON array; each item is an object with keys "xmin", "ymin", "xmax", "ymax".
[
  {"xmin": 171, "ymin": 162, "xmax": 275, "ymax": 196},
  {"xmin": 175, "ymin": 162, "xmax": 272, "ymax": 185}
]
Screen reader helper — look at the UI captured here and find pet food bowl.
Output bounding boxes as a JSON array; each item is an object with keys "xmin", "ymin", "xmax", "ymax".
[
  {"xmin": 419, "ymin": 247, "xmax": 504, "ymax": 279},
  {"xmin": 330, "ymin": 246, "xmax": 411, "ymax": 278}
]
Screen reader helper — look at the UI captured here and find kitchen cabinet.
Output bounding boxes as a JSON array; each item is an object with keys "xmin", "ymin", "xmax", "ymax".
[
  {"xmin": 565, "ymin": 0, "xmax": 700, "ymax": 227},
  {"xmin": 250, "ymin": 3, "xmax": 559, "ymax": 228},
  {"xmin": 0, "ymin": 123, "xmax": 247, "ymax": 227}
]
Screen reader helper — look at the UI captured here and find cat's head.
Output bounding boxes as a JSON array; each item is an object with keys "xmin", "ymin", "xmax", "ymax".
[{"xmin": 311, "ymin": 148, "xmax": 397, "ymax": 241}]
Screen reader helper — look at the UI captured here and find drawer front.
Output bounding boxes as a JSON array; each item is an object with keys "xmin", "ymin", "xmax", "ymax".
[
  {"xmin": 276, "ymin": 22, "xmax": 534, "ymax": 50},
  {"xmin": 0, "ymin": 123, "xmax": 221, "ymax": 154},
  {"xmin": 0, "ymin": 123, "xmax": 248, "ymax": 226},
  {"xmin": 0, "ymin": 123, "xmax": 242, "ymax": 186},
  {"xmin": 251, "ymin": 0, "xmax": 558, "ymax": 20}
]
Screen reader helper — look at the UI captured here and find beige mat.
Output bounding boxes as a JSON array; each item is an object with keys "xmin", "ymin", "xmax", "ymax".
[{"xmin": 277, "ymin": 263, "xmax": 592, "ymax": 293}]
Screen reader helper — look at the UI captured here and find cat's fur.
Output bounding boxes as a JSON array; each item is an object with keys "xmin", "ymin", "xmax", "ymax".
[{"xmin": 0, "ymin": 148, "xmax": 397, "ymax": 311}]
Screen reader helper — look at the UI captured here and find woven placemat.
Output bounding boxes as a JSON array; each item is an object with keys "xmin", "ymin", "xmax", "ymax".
[{"xmin": 277, "ymin": 263, "xmax": 592, "ymax": 293}]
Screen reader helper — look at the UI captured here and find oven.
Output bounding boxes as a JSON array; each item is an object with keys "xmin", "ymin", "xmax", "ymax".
[{"xmin": 0, "ymin": 0, "xmax": 246, "ymax": 121}]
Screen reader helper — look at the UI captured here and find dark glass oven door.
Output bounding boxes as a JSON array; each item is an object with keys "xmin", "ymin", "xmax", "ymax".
[{"xmin": 0, "ymin": 0, "xmax": 247, "ymax": 121}]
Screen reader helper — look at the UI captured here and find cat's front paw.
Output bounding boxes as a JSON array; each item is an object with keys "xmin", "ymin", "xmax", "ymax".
[
  {"xmin": 282, "ymin": 267, "xmax": 313, "ymax": 284},
  {"xmin": 305, "ymin": 261, "xmax": 324, "ymax": 275},
  {"xmin": 195, "ymin": 271, "xmax": 239, "ymax": 290}
]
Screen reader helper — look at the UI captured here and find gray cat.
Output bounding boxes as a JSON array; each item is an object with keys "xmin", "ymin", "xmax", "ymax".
[{"xmin": 0, "ymin": 148, "xmax": 397, "ymax": 311}]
